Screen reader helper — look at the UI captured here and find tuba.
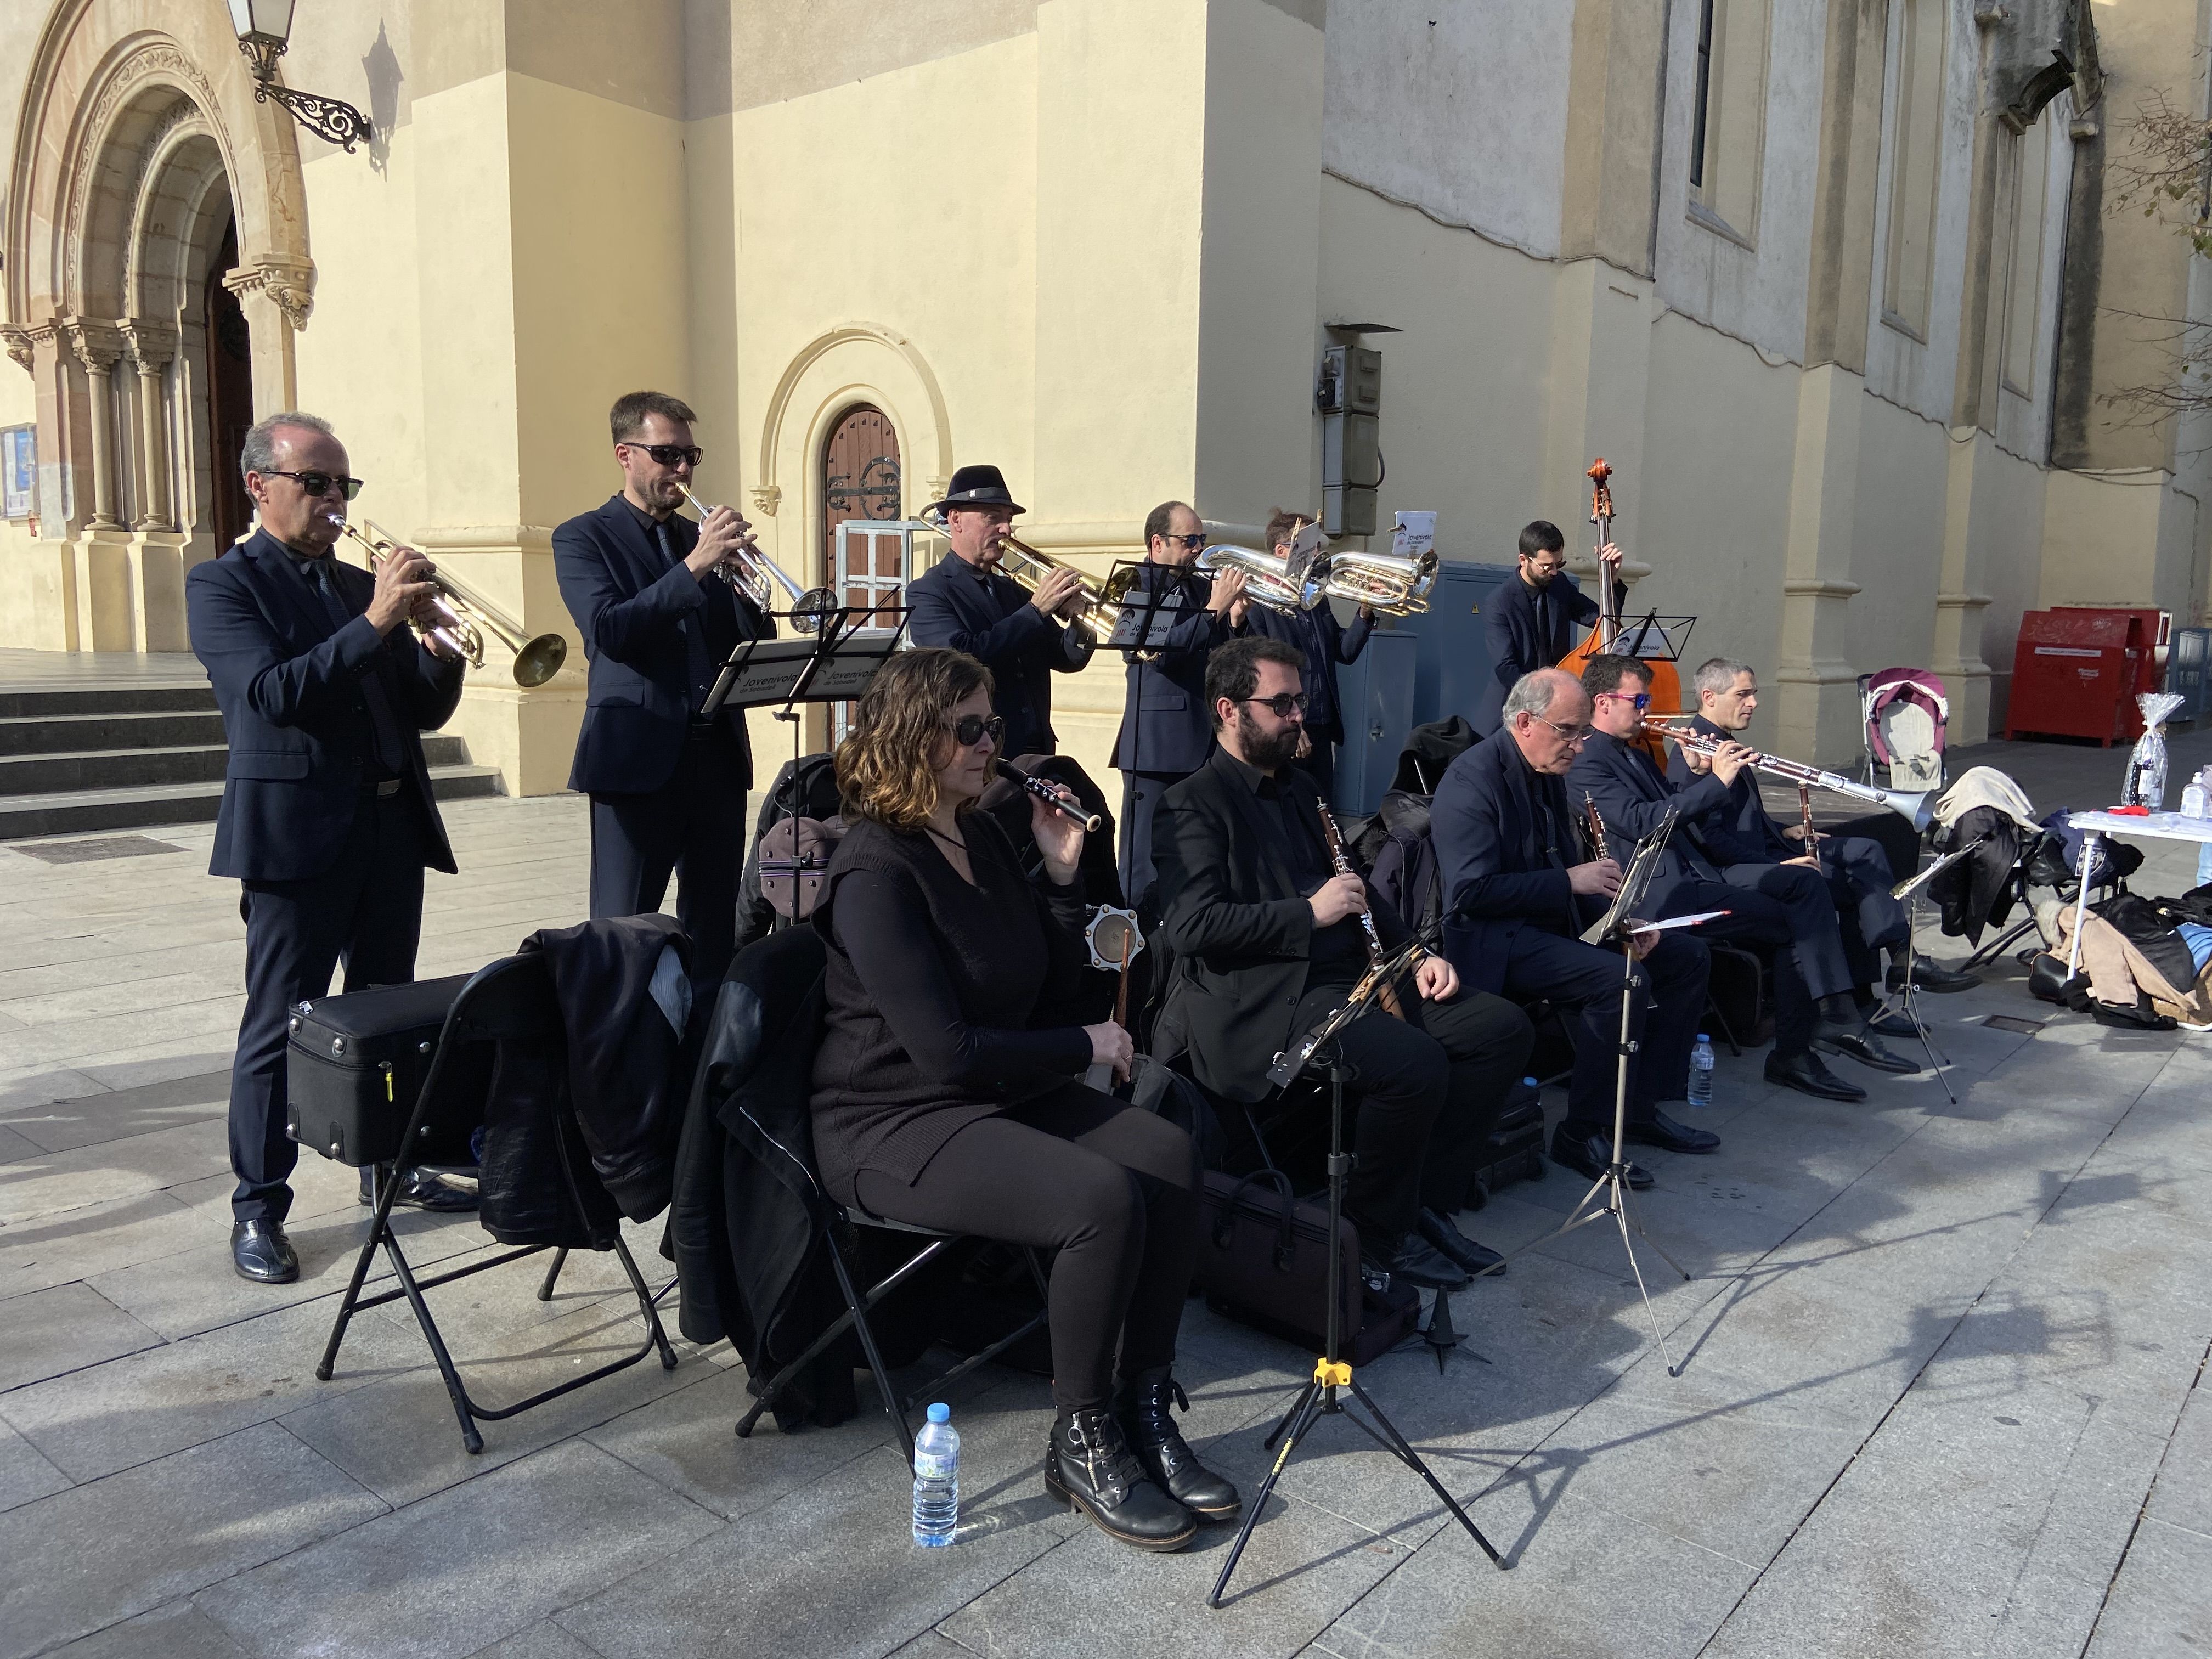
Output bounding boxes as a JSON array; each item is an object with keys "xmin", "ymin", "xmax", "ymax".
[
  {"xmin": 675, "ymin": 483, "xmax": 840, "ymax": 633},
  {"xmin": 1195, "ymin": 543, "xmax": 1332, "ymax": 614},
  {"xmin": 1317, "ymin": 544, "xmax": 1437, "ymax": 615},
  {"xmin": 339, "ymin": 518, "xmax": 568, "ymax": 687}
]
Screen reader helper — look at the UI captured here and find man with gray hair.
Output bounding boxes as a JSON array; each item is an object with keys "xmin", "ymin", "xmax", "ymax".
[
  {"xmin": 1430, "ymin": 669, "xmax": 1713, "ymax": 1185},
  {"xmin": 188, "ymin": 411, "xmax": 472, "ymax": 1284}
]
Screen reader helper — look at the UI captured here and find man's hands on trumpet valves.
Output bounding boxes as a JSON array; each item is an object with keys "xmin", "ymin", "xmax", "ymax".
[
  {"xmin": 365, "ymin": 543, "xmax": 442, "ymax": 642},
  {"xmin": 1568, "ymin": 856, "xmax": 1623, "ymax": 898},
  {"xmin": 1027, "ymin": 563, "xmax": 1088, "ymax": 622},
  {"xmin": 684, "ymin": 503, "xmax": 760, "ymax": 584}
]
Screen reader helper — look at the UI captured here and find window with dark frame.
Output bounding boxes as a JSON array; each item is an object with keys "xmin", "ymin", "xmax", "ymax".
[{"xmin": 1690, "ymin": 0, "xmax": 1717, "ymax": 191}]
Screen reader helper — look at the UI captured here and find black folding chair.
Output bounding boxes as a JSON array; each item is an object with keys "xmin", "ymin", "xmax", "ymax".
[{"xmin": 315, "ymin": 953, "xmax": 676, "ymax": 1454}]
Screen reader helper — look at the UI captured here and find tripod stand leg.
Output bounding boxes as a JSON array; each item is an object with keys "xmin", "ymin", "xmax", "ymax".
[
  {"xmin": 1615, "ymin": 1182, "xmax": 1693, "ymax": 1282},
  {"xmin": 1612, "ymin": 1196, "xmax": 1683, "ymax": 1378},
  {"xmin": 1263, "ymin": 1378, "xmax": 1318, "ymax": 1453},
  {"xmin": 1342, "ymin": 1379, "xmax": 1507, "ymax": 1568},
  {"xmin": 1208, "ymin": 1381, "xmax": 1327, "ymax": 1608}
]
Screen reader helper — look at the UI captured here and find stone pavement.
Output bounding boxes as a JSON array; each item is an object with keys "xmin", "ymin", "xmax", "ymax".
[{"xmin": 1, "ymin": 733, "xmax": 2208, "ymax": 1658}]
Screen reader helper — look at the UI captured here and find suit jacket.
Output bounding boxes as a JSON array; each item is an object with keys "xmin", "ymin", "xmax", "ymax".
[
  {"xmin": 1568, "ymin": 731, "xmax": 1732, "ymax": 913},
  {"xmin": 1430, "ymin": 725, "xmax": 1591, "ymax": 994},
  {"xmin": 1111, "ymin": 562, "xmax": 1233, "ymax": 775},
  {"xmin": 1153, "ymin": 747, "xmax": 1409, "ymax": 1102},
  {"xmin": 1240, "ymin": 601, "xmax": 1374, "ymax": 745},
  {"xmin": 902, "ymin": 554, "xmax": 1094, "ymax": 757},
  {"xmin": 1475, "ymin": 572, "xmax": 1616, "ymax": 735},
  {"xmin": 1664, "ymin": 714, "xmax": 1792, "ymax": 864},
  {"xmin": 187, "ymin": 528, "xmax": 462, "ymax": 882},
  {"xmin": 552, "ymin": 494, "xmax": 772, "ymax": 796}
]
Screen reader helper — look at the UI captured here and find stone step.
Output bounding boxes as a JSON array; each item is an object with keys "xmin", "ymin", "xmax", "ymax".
[
  {"xmin": 0, "ymin": 709, "xmax": 232, "ymax": 755},
  {"xmin": 0, "ymin": 765, "xmax": 504, "ymax": 842},
  {"xmin": 0, "ymin": 684, "xmax": 217, "ymax": 719},
  {"xmin": 0, "ymin": 737, "xmax": 472, "ymax": 796}
]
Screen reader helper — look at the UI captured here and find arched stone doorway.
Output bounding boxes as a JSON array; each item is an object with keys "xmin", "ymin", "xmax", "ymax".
[{"xmin": 3, "ymin": 3, "xmax": 315, "ymax": 652}]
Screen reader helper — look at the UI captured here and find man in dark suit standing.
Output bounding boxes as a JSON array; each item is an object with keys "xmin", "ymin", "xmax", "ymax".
[
  {"xmin": 552, "ymin": 391, "xmax": 772, "ymax": 989},
  {"xmin": 1430, "ymin": 668, "xmax": 1711, "ymax": 1183},
  {"xmin": 1153, "ymin": 638, "xmax": 1530, "ymax": 1288},
  {"xmin": 188, "ymin": 411, "xmax": 472, "ymax": 1284},
  {"xmin": 1111, "ymin": 500, "xmax": 1245, "ymax": 913},
  {"xmin": 1571, "ymin": 655, "xmax": 1905, "ymax": 1102},
  {"xmin": 903, "ymin": 465, "xmax": 1093, "ymax": 757},
  {"xmin": 1234, "ymin": 509, "xmax": 1372, "ymax": 802},
  {"xmin": 1473, "ymin": 520, "xmax": 1627, "ymax": 735}
]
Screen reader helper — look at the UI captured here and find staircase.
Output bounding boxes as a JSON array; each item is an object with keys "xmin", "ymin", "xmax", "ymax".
[{"xmin": 0, "ymin": 679, "xmax": 503, "ymax": 841}]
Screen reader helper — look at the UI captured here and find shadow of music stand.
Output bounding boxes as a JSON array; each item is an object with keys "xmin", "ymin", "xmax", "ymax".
[
  {"xmin": 702, "ymin": 605, "xmax": 907, "ymax": 924},
  {"xmin": 1474, "ymin": 810, "xmax": 1711, "ymax": 1378}
]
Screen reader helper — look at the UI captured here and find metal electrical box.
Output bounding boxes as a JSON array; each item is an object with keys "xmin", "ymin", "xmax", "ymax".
[{"xmin": 1318, "ymin": 345, "xmax": 1383, "ymax": 539}]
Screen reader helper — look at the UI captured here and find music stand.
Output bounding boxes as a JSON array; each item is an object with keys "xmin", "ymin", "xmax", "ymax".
[
  {"xmin": 1477, "ymin": 810, "xmax": 1705, "ymax": 1379},
  {"xmin": 1871, "ymin": 837, "xmax": 1984, "ymax": 1105},
  {"xmin": 1210, "ymin": 935, "xmax": 1507, "ymax": 1609},
  {"xmin": 1609, "ymin": 611, "xmax": 1696, "ymax": 664}
]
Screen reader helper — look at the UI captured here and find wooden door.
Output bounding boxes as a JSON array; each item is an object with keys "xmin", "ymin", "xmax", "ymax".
[
  {"xmin": 204, "ymin": 219, "xmax": 253, "ymax": 547},
  {"xmin": 821, "ymin": 407, "xmax": 902, "ymax": 744}
]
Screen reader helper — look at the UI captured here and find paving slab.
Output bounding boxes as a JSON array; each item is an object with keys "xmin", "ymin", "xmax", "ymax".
[
  {"xmin": 0, "ymin": 1186, "xmax": 202, "ymax": 1302},
  {"xmin": 462, "ymin": 1622, "xmax": 603, "ymax": 1659},
  {"xmin": 0, "ymin": 1114, "xmax": 232, "ymax": 1227},
  {"xmin": 0, "ymin": 1279, "xmax": 164, "ymax": 1391},
  {"xmin": 0, "ymin": 1412, "xmax": 70, "ymax": 1513},
  {"xmin": 0, "ymin": 1067, "xmax": 229, "ymax": 1154},
  {"xmin": 42, "ymin": 1601, "xmax": 252, "ymax": 1659},
  {"xmin": 2083, "ymin": 1515, "xmax": 2212, "ymax": 1659}
]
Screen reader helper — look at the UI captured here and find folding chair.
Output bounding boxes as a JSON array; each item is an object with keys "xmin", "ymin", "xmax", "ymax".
[{"xmin": 315, "ymin": 953, "xmax": 676, "ymax": 1454}]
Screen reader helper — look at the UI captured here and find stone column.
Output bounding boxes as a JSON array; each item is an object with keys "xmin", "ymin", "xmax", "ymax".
[
  {"xmin": 221, "ymin": 257, "xmax": 315, "ymax": 415},
  {"xmin": 121, "ymin": 321, "xmax": 178, "ymax": 532},
  {"xmin": 64, "ymin": 320, "xmax": 125, "ymax": 531}
]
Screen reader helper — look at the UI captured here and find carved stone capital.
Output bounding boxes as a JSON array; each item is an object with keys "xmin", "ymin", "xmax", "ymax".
[
  {"xmin": 749, "ymin": 484, "xmax": 782, "ymax": 519},
  {"xmin": 120, "ymin": 319, "xmax": 178, "ymax": 372},
  {"xmin": 223, "ymin": 256, "xmax": 318, "ymax": 331},
  {"xmin": 63, "ymin": 318, "xmax": 126, "ymax": 373},
  {"xmin": 1, "ymin": 325, "xmax": 43, "ymax": 375}
]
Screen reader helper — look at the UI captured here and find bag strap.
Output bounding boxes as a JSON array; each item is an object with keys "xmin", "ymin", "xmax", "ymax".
[{"xmin": 1210, "ymin": 1167, "xmax": 1292, "ymax": 1251}]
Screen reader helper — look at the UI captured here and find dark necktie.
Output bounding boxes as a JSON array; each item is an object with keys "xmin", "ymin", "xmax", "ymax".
[
  {"xmin": 305, "ymin": 558, "xmax": 405, "ymax": 777},
  {"xmin": 656, "ymin": 518, "xmax": 714, "ymax": 713},
  {"xmin": 1534, "ymin": 587, "xmax": 1555, "ymax": 661}
]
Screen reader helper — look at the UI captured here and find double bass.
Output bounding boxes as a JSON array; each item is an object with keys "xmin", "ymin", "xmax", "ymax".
[{"xmin": 1555, "ymin": 459, "xmax": 1683, "ymax": 768}]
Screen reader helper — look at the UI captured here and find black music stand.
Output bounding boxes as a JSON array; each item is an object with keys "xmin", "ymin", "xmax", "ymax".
[
  {"xmin": 1871, "ymin": 837, "xmax": 1983, "ymax": 1104},
  {"xmin": 1208, "ymin": 940, "xmax": 1508, "ymax": 1609}
]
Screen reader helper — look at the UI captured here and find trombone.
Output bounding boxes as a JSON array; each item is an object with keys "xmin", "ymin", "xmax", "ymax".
[
  {"xmin": 1644, "ymin": 716, "xmax": 1934, "ymax": 831},
  {"xmin": 1195, "ymin": 543, "xmax": 1332, "ymax": 614},
  {"xmin": 338, "ymin": 518, "xmax": 568, "ymax": 688},
  {"xmin": 675, "ymin": 483, "xmax": 840, "ymax": 634}
]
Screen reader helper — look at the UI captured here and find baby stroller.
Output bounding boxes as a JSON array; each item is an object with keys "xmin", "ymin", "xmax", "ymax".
[{"xmin": 1861, "ymin": 667, "xmax": 1949, "ymax": 793}]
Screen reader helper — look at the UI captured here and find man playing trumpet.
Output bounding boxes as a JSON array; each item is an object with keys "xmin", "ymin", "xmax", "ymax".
[{"xmin": 552, "ymin": 391, "xmax": 775, "ymax": 986}]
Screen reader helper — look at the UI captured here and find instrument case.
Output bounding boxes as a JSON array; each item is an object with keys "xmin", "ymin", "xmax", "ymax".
[
  {"xmin": 1195, "ymin": 1169, "xmax": 1420, "ymax": 1367},
  {"xmin": 285, "ymin": 974, "xmax": 476, "ymax": 1167},
  {"xmin": 1465, "ymin": 1081, "xmax": 1547, "ymax": 1207}
]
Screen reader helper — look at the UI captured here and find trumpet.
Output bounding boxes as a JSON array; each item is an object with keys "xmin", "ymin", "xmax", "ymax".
[
  {"xmin": 338, "ymin": 518, "xmax": 568, "ymax": 688},
  {"xmin": 922, "ymin": 510, "xmax": 1138, "ymax": 642},
  {"xmin": 1644, "ymin": 717, "xmax": 1934, "ymax": 832},
  {"xmin": 1316, "ymin": 544, "xmax": 1438, "ymax": 616},
  {"xmin": 1195, "ymin": 543, "xmax": 1332, "ymax": 614},
  {"xmin": 674, "ymin": 483, "xmax": 839, "ymax": 634}
]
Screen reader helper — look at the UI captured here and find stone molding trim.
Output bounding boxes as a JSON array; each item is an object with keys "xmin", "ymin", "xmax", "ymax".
[
  {"xmin": 63, "ymin": 317, "xmax": 125, "ymax": 370},
  {"xmin": 222, "ymin": 256, "xmax": 318, "ymax": 332},
  {"xmin": 754, "ymin": 323, "xmax": 955, "ymax": 514},
  {"xmin": 119, "ymin": 318, "xmax": 178, "ymax": 368},
  {"xmin": 1, "ymin": 325, "xmax": 51, "ymax": 374}
]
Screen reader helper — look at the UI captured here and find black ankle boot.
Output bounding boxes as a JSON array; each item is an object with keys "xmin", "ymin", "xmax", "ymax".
[
  {"xmin": 1043, "ymin": 1406, "xmax": 1197, "ymax": 1551},
  {"xmin": 1114, "ymin": 1366, "xmax": 1242, "ymax": 1523}
]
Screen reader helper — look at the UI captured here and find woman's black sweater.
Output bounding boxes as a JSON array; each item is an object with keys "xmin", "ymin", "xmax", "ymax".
[{"xmin": 809, "ymin": 811, "xmax": 1092, "ymax": 1195}]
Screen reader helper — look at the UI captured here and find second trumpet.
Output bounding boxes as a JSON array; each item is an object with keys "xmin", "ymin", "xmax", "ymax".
[{"xmin": 675, "ymin": 483, "xmax": 840, "ymax": 634}]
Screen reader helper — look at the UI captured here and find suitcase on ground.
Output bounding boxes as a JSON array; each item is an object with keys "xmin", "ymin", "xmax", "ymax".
[
  {"xmin": 285, "ymin": 975, "xmax": 476, "ymax": 1167},
  {"xmin": 1194, "ymin": 1169, "xmax": 1421, "ymax": 1367},
  {"xmin": 1464, "ymin": 1078, "xmax": 1546, "ymax": 1209}
]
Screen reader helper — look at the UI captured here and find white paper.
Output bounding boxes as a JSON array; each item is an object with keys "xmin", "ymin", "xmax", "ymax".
[{"xmin": 1626, "ymin": 910, "xmax": 1729, "ymax": 935}]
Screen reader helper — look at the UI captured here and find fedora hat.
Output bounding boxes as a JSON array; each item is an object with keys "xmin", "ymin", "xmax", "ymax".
[{"xmin": 925, "ymin": 464, "xmax": 1025, "ymax": 517}]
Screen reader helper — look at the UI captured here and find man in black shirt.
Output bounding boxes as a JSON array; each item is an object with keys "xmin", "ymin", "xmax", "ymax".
[{"xmin": 1153, "ymin": 638, "xmax": 1534, "ymax": 1289}]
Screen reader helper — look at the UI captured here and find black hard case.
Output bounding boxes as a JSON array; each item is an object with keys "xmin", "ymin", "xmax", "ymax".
[{"xmin": 285, "ymin": 975, "xmax": 476, "ymax": 1167}]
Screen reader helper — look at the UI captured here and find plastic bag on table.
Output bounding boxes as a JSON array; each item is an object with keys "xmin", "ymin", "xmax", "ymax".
[{"xmin": 2121, "ymin": 692, "xmax": 2187, "ymax": 809}]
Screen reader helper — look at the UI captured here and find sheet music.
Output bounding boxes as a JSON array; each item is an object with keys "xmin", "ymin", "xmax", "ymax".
[{"xmin": 1581, "ymin": 806, "xmax": 1677, "ymax": 945}]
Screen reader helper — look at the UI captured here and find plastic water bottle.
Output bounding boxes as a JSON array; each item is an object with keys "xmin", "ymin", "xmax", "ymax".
[
  {"xmin": 1686, "ymin": 1035, "xmax": 1716, "ymax": 1109},
  {"xmin": 912, "ymin": 1402, "xmax": 959, "ymax": 1547},
  {"xmin": 2186, "ymin": 778, "xmax": 2210, "ymax": 820}
]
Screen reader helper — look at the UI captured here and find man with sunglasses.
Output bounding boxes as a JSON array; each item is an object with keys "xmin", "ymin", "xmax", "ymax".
[
  {"xmin": 552, "ymin": 391, "xmax": 772, "ymax": 989},
  {"xmin": 1111, "ymin": 500, "xmax": 1246, "ymax": 913},
  {"xmin": 187, "ymin": 411, "xmax": 472, "ymax": 1284},
  {"xmin": 1473, "ymin": 520, "xmax": 1628, "ymax": 736},
  {"xmin": 1234, "ymin": 509, "xmax": 1373, "ymax": 800},
  {"xmin": 1430, "ymin": 669, "xmax": 1709, "ymax": 1185},
  {"xmin": 1573, "ymin": 656, "xmax": 1903, "ymax": 1105},
  {"xmin": 1154, "ymin": 638, "xmax": 1532, "ymax": 1288},
  {"xmin": 905, "ymin": 464, "xmax": 1093, "ymax": 759}
]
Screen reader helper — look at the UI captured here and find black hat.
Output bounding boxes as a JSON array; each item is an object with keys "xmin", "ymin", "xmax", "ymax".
[{"xmin": 925, "ymin": 464, "xmax": 1025, "ymax": 517}]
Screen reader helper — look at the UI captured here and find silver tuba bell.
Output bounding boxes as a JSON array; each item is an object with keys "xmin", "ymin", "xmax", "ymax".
[{"xmin": 1195, "ymin": 543, "xmax": 1332, "ymax": 615}]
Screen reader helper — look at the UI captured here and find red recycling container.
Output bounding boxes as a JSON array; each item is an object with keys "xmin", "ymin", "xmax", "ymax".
[{"xmin": 2004, "ymin": 608, "xmax": 2162, "ymax": 746}]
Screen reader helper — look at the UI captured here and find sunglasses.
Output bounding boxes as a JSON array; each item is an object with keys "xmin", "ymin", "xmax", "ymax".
[
  {"xmin": 264, "ymin": 470, "xmax": 364, "ymax": 501},
  {"xmin": 622, "ymin": 442, "xmax": 703, "ymax": 467},
  {"xmin": 1598, "ymin": 691, "xmax": 1652, "ymax": 710},
  {"xmin": 1239, "ymin": 693, "xmax": 1309, "ymax": 718},
  {"xmin": 1163, "ymin": 532, "xmax": 1206, "ymax": 551},
  {"xmin": 948, "ymin": 714, "xmax": 1006, "ymax": 748}
]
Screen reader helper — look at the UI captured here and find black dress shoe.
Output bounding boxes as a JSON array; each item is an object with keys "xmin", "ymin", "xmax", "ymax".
[
  {"xmin": 1764, "ymin": 1049, "xmax": 1867, "ymax": 1102},
  {"xmin": 1114, "ymin": 1367, "xmax": 1240, "ymax": 1523},
  {"xmin": 1623, "ymin": 1110, "xmax": 1720, "ymax": 1154},
  {"xmin": 1417, "ymin": 1209, "xmax": 1506, "ymax": 1277},
  {"xmin": 1045, "ymin": 1407, "xmax": 1197, "ymax": 1551},
  {"xmin": 230, "ymin": 1220, "xmax": 299, "ymax": 1284},
  {"xmin": 1888, "ymin": 956, "xmax": 1980, "ymax": 993},
  {"xmin": 360, "ymin": 1165, "xmax": 479, "ymax": 1212},
  {"xmin": 1812, "ymin": 1023, "xmax": 1916, "ymax": 1074},
  {"xmin": 1548, "ymin": 1130, "xmax": 1656, "ymax": 1188},
  {"xmin": 1364, "ymin": 1232, "xmax": 1471, "ymax": 1291}
]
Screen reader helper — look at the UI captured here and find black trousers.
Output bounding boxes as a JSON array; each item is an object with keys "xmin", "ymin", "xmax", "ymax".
[
  {"xmin": 1496, "ymin": 927, "xmax": 1708, "ymax": 1136},
  {"xmin": 854, "ymin": 1084, "xmax": 1198, "ymax": 1413},
  {"xmin": 1118, "ymin": 769, "xmax": 1190, "ymax": 916},
  {"xmin": 230, "ymin": 787, "xmax": 426, "ymax": 1223},
  {"xmin": 1673, "ymin": 865, "xmax": 1851, "ymax": 1056},
  {"xmin": 1293, "ymin": 980, "xmax": 1534, "ymax": 1245},
  {"xmin": 589, "ymin": 724, "xmax": 747, "ymax": 985},
  {"xmin": 1821, "ymin": 835, "xmax": 1908, "ymax": 988}
]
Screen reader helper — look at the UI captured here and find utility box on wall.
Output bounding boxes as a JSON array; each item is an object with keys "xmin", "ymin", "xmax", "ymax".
[{"xmin": 1317, "ymin": 342, "xmax": 1382, "ymax": 539}]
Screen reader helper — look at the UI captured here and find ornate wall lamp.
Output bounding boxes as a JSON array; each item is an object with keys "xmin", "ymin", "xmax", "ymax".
[{"xmin": 228, "ymin": 0, "xmax": 373, "ymax": 152}]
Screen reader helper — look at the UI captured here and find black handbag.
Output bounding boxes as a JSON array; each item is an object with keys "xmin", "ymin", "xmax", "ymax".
[
  {"xmin": 285, "ymin": 975, "xmax": 477, "ymax": 1167},
  {"xmin": 1194, "ymin": 1169, "xmax": 1420, "ymax": 1367}
]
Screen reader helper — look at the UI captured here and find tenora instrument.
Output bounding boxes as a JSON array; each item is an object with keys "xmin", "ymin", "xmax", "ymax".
[
  {"xmin": 674, "ymin": 483, "xmax": 840, "ymax": 634},
  {"xmin": 1644, "ymin": 717, "xmax": 1934, "ymax": 832},
  {"xmin": 1195, "ymin": 542, "xmax": 1333, "ymax": 616},
  {"xmin": 338, "ymin": 518, "xmax": 568, "ymax": 688}
]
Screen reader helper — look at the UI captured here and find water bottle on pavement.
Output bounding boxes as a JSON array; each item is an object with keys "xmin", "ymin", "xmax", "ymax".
[
  {"xmin": 1686, "ymin": 1035, "xmax": 1716, "ymax": 1109},
  {"xmin": 912, "ymin": 1402, "xmax": 959, "ymax": 1547}
]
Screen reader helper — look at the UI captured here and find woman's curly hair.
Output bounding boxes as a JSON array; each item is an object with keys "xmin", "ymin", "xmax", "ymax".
[{"xmin": 835, "ymin": 647, "xmax": 996, "ymax": 832}]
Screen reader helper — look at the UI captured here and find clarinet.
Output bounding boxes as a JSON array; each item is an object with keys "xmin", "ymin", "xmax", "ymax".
[{"xmin": 1316, "ymin": 804, "xmax": 1405, "ymax": 1020}]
